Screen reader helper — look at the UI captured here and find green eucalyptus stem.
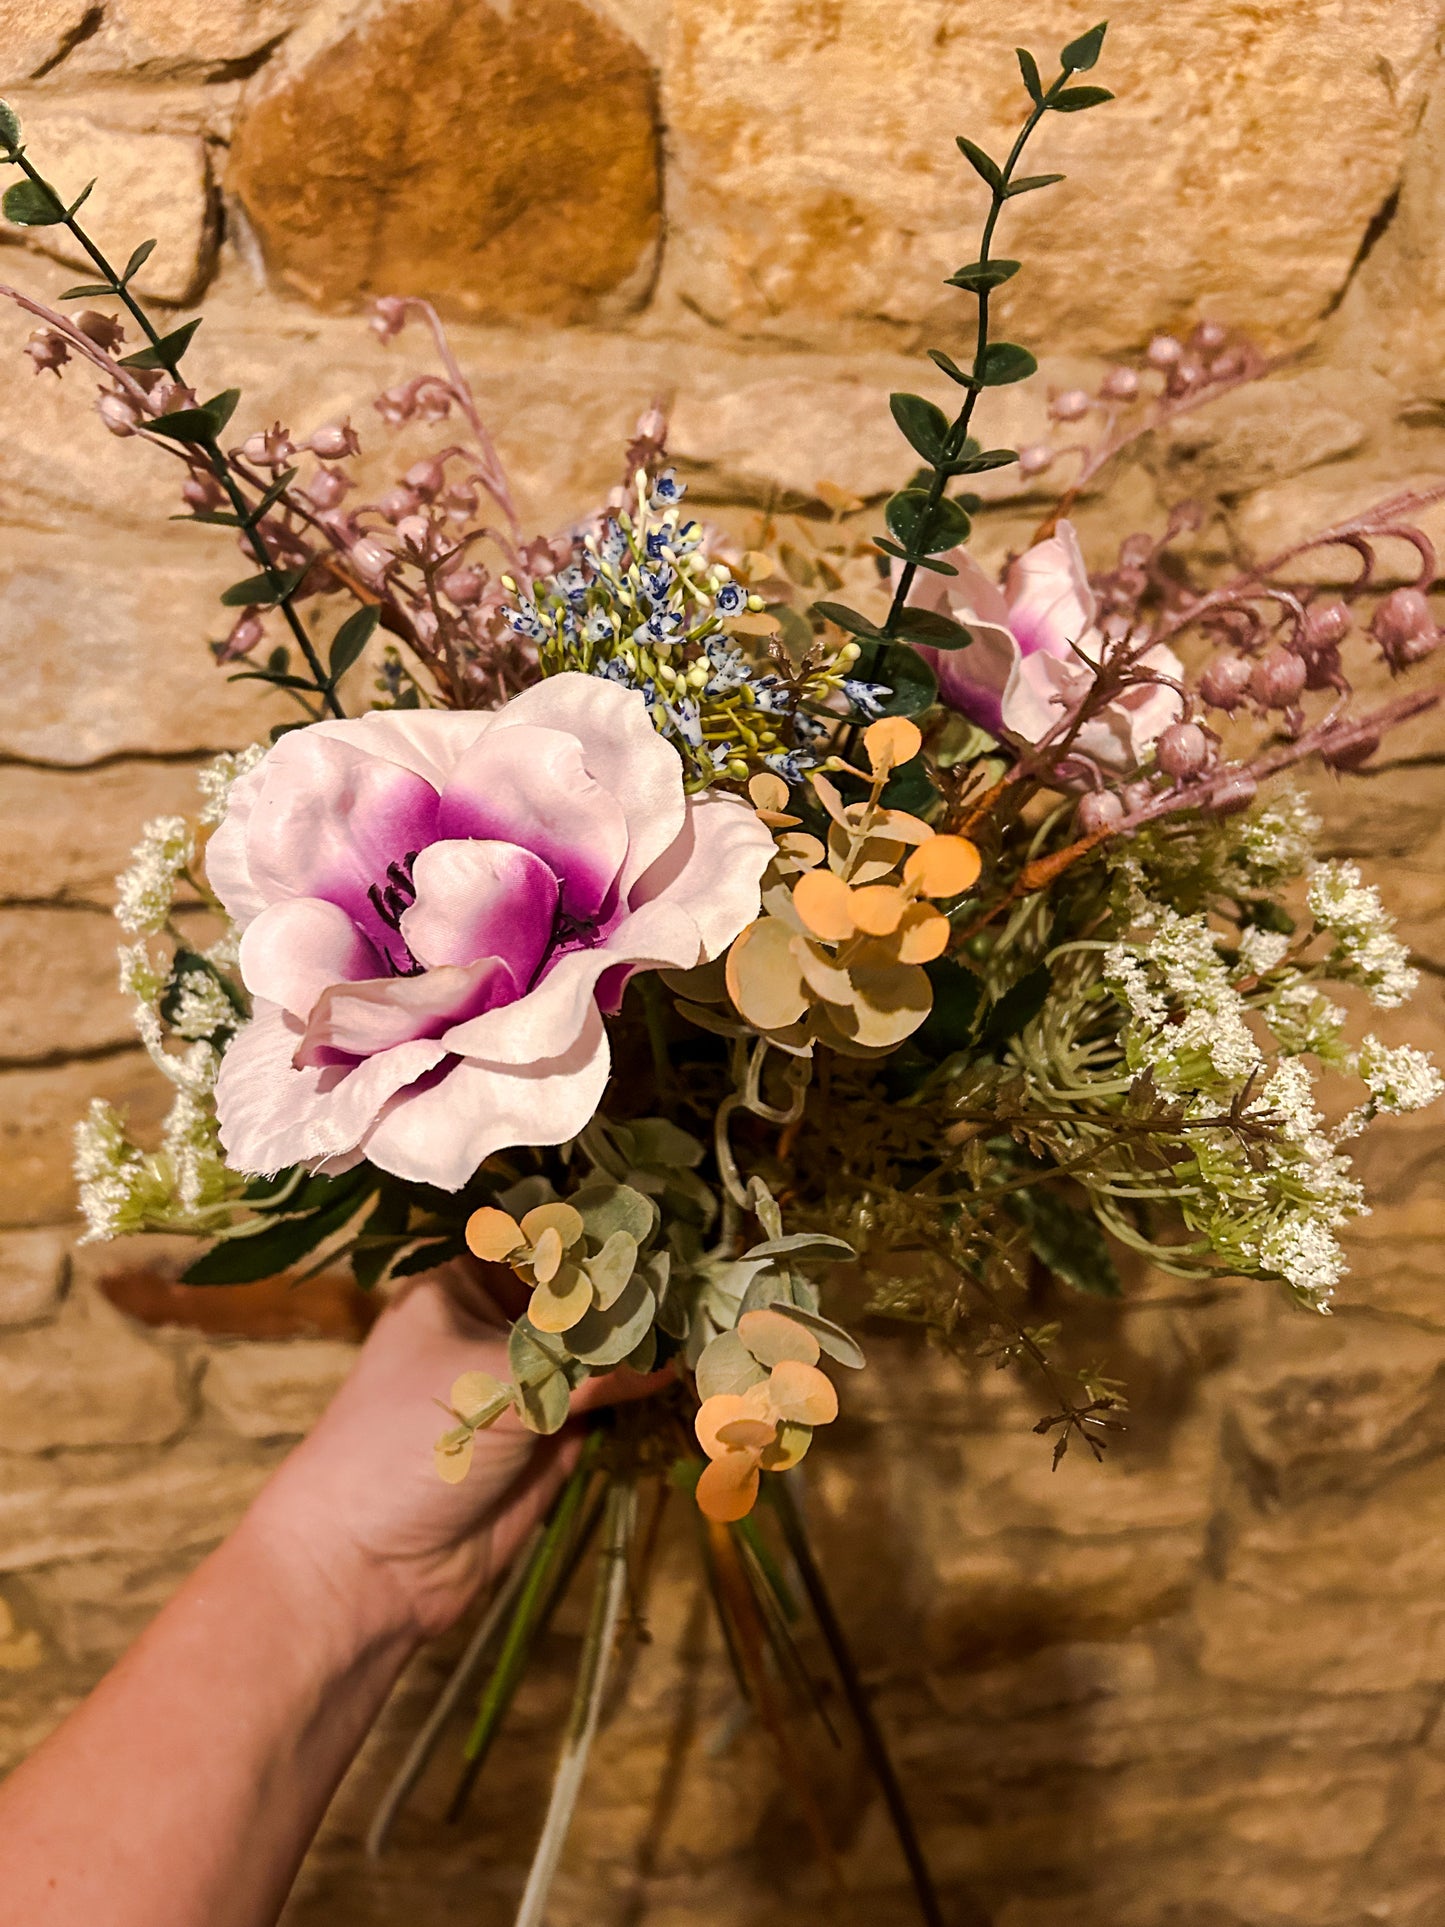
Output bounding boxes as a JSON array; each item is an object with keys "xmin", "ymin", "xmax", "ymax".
[
  {"xmin": 0, "ymin": 132, "xmax": 342, "ymax": 718},
  {"xmin": 513, "ymin": 1478, "xmax": 637, "ymax": 1927},
  {"xmin": 883, "ymin": 94, "xmax": 1052, "ymax": 637}
]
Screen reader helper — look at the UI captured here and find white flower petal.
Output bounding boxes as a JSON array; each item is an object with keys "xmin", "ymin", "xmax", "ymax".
[{"xmin": 630, "ymin": 790, "xmax": 774, "ymax": 960}]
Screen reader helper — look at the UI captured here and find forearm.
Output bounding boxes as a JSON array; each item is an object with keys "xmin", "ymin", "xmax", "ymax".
[{"xmin": 0, "ymin": 1509, "xmax": 417, "ymax": 1927}]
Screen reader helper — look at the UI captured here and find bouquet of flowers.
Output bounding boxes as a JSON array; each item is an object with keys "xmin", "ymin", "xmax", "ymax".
[{"xmin": 8, "ymin": 20, "xmax": 1443, "ymax": 1923}]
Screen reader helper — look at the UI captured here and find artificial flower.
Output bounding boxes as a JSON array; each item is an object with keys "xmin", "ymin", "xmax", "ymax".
[
  {"xmin": 207, "ymin": 674, "xmax": 774, "ymax": 1188},
  {"xmin": 901, "ymin": 521, "xmax": 1184, "ymax": 770}
]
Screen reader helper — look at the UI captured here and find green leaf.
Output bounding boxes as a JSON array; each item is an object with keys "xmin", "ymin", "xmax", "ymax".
[
  {"xmin": 1016, "ymin": 47, "xmax": 1044, "ymax": 102},
  {"xmin": 227, "ymin": 669, "xmax": 322, "ymax": 691},
  {"xmin": 978, "ymin": 341, "xmax": 1038, "ymax": 387},
  {"xmin": 0, "ymin": 101, "xmax": 22, "ymax": 154},
  {"xmin": 67, "ymin": 179, "xmax": 95, "ymax": 217},
  {"xmin": 885, "ymin": 488, "xmax": 971, "ymax": 557},
  {"xmin": 57, "ymin": 283, "xmax": 114, "ymax": 301},
  {"xmin": 565, "ymin": 1274, "xmax": 657, "ymax": 1368},
  {"xmin": 328, "ymin": 604, "xmax": 379, "ymax": 682},
  {"xmin": 913, "ymin": 553, "xmax": 959, "ymax": 577},
  {"xmin": 879, "ymin": 754, "xmax": 941, "ymax": 818},
  {"xmin": 1006, "ymin": 171, "xmax": 1065, "ymax": 197},
  {"xmin": 351, "ymin": 1189, "xmax": 412, "ymax": 1291},
  {"xmin": 144, "ymin": 408, "xmax": 222, "ymax": 446},
  {"xmin": 181, "ymin": 1181, "xmax": 375, "ymax": 1285},
  {"xmin": 863, "ymin": 640, "xmax": 938, "ymax": 717},
  {"xmin": 770, "ymin": 1302, "xmax": 866, "ymax": 1370},
  {"xmin": 812, "ymin": 599, "xmax": 883, "ymax": 640},
  {"xmin": 889, "ymin": 392, "xmax": 951, "ymax": 464},
  {"xmin": 979, "ymin": 962, "xmax": 1052, "ymax": 1045},
  {"xmin": 220, "ymin": 566, "xmax": 307, "ymax": 608},
  {"xmin": 122, "ymin": 238, "xmax": 156, "ymax": 284},
  {"xmin": 927, "ymin": 347, "xmax": 975, "ymax": 387},
  {"xmin": 171, "ymin": 510, "xmax": 242, "ymax": 527},
  {"xmin": 3, "ymin": 179, "xmax": 64, "ymax": 226},
  {"xmin": 872, "ymin": 536, "xmax": 909, "ymax": 564},
  {"xmin": 267, "ymin": 644, "xmax": 290, "ymax": 674},
  {"xmin": 203, "ymin": 388, "xmax": 241, "ymax": 434},
  {"xmin": 946, "ymin": 258, "xmax": 1021, "ymax": 293},
  {"xmin": 1052, "ymin": 84, "xmax": 1114, "ymax": 111},
  {"xmin": 891, "ymin": 607, "xmax": 974, "ymax": 651},
  {"xmin": 390, "ymin": 1237, "xmax": 464, "ymax": 1278},
  {"xmin": 917, "ymin": 956, "xmax": 985, "ymax": 1055},
  {"xmin": 952, "ymin": 447, "xmax": 1019, "ymax": 474},
  {"xmin": 1007, "ymin": 1185, "xmax": 1121, "ymax": 1298},
  {"xmin": 955, "ymin": 136, "xmax": 1003, "ymax": 192},
  {"xmin": 118, "ymin": 318, "xmax": 202, "ymax": 370},
  {"xmin": 1061, "ymin": 19, "xmax": 1108, "ymax": 70},
  {"xmin": 245, "ymin": 467, "xmax": 298, "ymax": 528}
]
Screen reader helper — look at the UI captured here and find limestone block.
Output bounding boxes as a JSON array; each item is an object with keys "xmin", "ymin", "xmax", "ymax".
[
  {"xmin": 0, "ymin": 102, "xmax": 213, "ymax": 304},
  {"xmin": 654, "ymin": 0, "xmax": 1440, "ymax": 354},
  {"xmin": 0, "ymin": 1432, "xmax": 281, "ymax": 1570},
  {"xmin": 0, "ymin": 0, "xmax": 96, "ymax": 83},
  {"xmin": 0, "ymin": 907, "xmax": 133, "ymax": 1061},
  {"xmin": 0, "ymin": 1226, "xmax": 69, "ymax": 1326},
  {"xmin": 0, "ymin": 1050, "xmax": 171, "ymax": 1227},
  {"xmin": 0, "ymin": 530, "xmax": 287, "ymax": 762},
  {"xmin": 68, "ymin": 0, "xmax": 309, "ymax": 81},
  {"xmin": 0, "ymin": 1285, "xmax": 187, "ymax": 1452},
  {"xmin": 227, "ymin": 0, "xmax": 661, "ymax": 323},
  {"xmin": 27, "ymin": 1553, "xmax": 192, "ymax": 1665},
  {"xmin": 202, "ymin": 1336, "xmax": 356, "ymax": 1439},
  {"xmin": 0, "ymin": 761, "xmax": 207, "ymax": 907},
  {"xmin": 1197, "ymin": 1456, "xmax": 1445, "ymax": 1693}
]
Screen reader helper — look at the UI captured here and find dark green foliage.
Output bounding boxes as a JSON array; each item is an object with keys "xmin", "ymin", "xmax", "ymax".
[
  {"xmin": 181, "ymin": 1174, "xmax": 376, "ymax": 1285},
  {"xmin": 2, "ymin": 178, "xmax": 62, "ymax": 225},
  {"xmin": 954, "ymin": 136, "xmax": 1003, "ymax": 190},
  {"xmin": 1052, "ymin": 85, "xmax": 1114, "ymax": 111},
  {"xmin": 884, "ymin": 488, "xmax": 971, "ymax": 556},
  {"xmin": 890, "ymin": 607, "xmax": 973, "ymax": 650},
  {"xmin": 118, "ymin": 318, "xmax": 202, "ymax": 369},
  {"xmin": 1007, "ymin": 1184, "xmax": 1123, "ymax": 1297},
  {"xmin": 1061, "ymin": 20, "xmax": 1108, "ymax": 72},
  {"xmin": 329, "ymin": 604, "xmax": 380, "ymax": 682},
  {"xmin": 1004, "ymin": 172, "xmax": 1066, "ymax": 197},
  {"xmin": 946, "ymin": 258, "xmax": 1020, "ymax": 292},
  {"xmin": 0, "ymin": 101, "xmax": 21, "ymax": 156},
  {"xmin": 1016, "ymin": 48, "xmax": 1044, "ymax": 103},
  {"xmin": 927, "ymin": 347, "xmax": 975, "ymax": 387},
  {"xmin": 889, "ymin": 393, "xmax": 951, "ymax": 462},
  {"xmin": 978, "ymin": 342, "xmax": 1037, "ymax": 386},
  {"xmin": 220, "ymin": 567, "xmax": 308, "ymax": 608},
  {"xmin": 978, "ymin": 963, "xmax": 1053, "ymax": 1047}
]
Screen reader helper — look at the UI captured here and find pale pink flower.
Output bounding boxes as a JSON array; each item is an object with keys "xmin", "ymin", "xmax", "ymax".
[
  {"xmin": 208, "ymin": 675, "xmax": 774, "ymax": 1189},
  {"xmin": 901, "ymin": 521, "xmax": 1183, "ymax": 770}
]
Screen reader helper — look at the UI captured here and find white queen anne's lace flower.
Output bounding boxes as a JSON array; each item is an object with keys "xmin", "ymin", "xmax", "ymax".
[
  {"xmin": 1307, "ymin": 860, "xmax": 1418, "ymax": 1007},
  {"xmin": 114, "ymin": 817, "xmax": 192, "ymax": 935}
]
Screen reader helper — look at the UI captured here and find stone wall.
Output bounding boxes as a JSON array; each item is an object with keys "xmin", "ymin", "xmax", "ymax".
[{"xmin": 3, "ymin": 4, "xmax": 1445, "ymax": 1923}]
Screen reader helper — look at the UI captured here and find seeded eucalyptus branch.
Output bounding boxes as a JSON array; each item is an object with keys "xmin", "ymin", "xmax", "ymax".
[
  {"xmin": 814, "ymin": 20, "xmax": 1112, "ymax": 718},
  {"xmin": 0, "ymin": 98, "xmax": 350, "ymax": 720}
]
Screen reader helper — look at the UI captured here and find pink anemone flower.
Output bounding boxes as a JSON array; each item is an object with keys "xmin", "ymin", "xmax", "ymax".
[
  {"xmin": 901, "ymin": 521, "xmax": 1184, "ymax": 770},
  {"xmin": 207, "ymin": 674, "xmax": 774, "ymax": 1189}
]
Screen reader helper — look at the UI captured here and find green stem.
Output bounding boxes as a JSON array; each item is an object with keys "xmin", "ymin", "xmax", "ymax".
[
  {"xmin": 445, "ymin": 1432, "xmax": 603, "ymax": 1821},
  {"xmin": 513, "ymin": 1479, "xmax": 637, "ymax": 1927},
  {"xmin": 5, "ymin": 145, "xmax": 342, "ymax": 717},
  {"xmin": 882, "ymin": 85, "xmax": 1057, "ymax": 638}
]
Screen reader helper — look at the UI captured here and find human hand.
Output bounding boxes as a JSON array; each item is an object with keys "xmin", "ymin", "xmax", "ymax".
[{"xmin": 244, "ymin": 1262, "xmax": 666, "ymax": 1645}]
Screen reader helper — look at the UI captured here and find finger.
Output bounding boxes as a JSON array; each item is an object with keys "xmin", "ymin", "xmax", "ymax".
[{"xmin": 567, "ymin": 1362, "xmax": 675, "ymax": 1415}]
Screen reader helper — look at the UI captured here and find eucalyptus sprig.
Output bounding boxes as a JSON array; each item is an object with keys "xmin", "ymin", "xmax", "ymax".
[
  {"xmin": 0, "ymin": 97, "xmax": 350, "ymax": 721},
  {"xmin": 814, "ymin": 20, "xmax": 1112, "ymax": 717}
]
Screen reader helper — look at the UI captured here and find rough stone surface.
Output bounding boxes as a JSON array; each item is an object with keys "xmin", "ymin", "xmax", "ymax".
[
  {"xmin": 0, "ymin": 1284, "xmax": 187, "ymax": 1452},
  {"xmin": 0, "ymin": 5, "xmax": 1444, "ymax": 1924},
  {"xmin": 227, "ymin": 0, "xmax": 661, "ymax": 323},
  {"xmin": 0, "ymin": 1227, "xmax": 69, "ymax": 1326},
  {"xmin": 0, "ymin": 100, "xmax": 213, "ymax": 304},
  {"xmin": 203, "ymin": 1338, "xmax": 356, "ymax": 1439},
  {"xmin": 652, "ymin": 0, "xmax": 1442, "ymax": 353},
  {"xmin": 0, "ymin": 0, "xmax": 97, "ymax": 84}
]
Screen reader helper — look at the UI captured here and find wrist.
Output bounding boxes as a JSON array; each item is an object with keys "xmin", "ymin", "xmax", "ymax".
[{"xmin": 233, "ymin": 1490, "xmax": 426, "ymax": 1668}]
